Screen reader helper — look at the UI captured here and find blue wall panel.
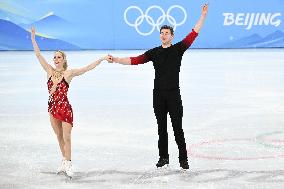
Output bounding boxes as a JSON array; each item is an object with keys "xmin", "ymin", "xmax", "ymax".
[{"xmin": 0, "ymin": 0, "xmax": 283, "ymax": 50}]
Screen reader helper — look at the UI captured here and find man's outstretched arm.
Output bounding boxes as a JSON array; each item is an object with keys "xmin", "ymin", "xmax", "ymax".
[
  {"xmin": 110, "ymin": 57, "xmax": 131, "ymax": 65},
  {"xmin": 181, "ymin": 3, "xmax": 208, "ymax": 49},
  {"xmin": 193, "ymin": 3, "xmax": 208, "ymax": 33},
  {"xmin": 108, "ymin": 53, "xmax": 151, "ymax": 65}
]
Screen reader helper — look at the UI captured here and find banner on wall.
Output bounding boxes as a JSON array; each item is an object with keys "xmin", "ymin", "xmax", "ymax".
[{"xmin": 0, "ymin": 0, "xmax": 283, "ymax": 50}]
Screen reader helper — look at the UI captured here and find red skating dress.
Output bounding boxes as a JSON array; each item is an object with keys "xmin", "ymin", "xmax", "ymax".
[{"xmin": 47, "ymin": 77, "xmax": 73, "ymax": 126}]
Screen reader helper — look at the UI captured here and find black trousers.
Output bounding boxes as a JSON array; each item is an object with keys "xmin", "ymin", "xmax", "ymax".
[{"xmin": 153, "ymin": 88, "xmax": 188, "ymax": 161}]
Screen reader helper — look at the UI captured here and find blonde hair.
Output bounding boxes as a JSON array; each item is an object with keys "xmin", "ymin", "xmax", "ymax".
[{"xmin": 55, "ymin": 50, "xmax": 68, "ymax": 70}]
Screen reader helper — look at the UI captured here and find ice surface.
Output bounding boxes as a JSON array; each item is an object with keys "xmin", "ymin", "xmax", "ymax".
[{"xmin": 1, "ymin": 49, "xmax": 284, "ymax": 188}]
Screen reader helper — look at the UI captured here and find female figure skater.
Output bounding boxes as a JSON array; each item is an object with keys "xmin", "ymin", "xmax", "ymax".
[{"xmin": 31, "ymin": 27, "xmax": 108, "ymax": 178}]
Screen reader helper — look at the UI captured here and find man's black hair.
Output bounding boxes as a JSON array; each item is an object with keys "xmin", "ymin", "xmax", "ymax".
[{"xmin": 160, "ymin": 25, "xmax": 174, "ymax": 35}]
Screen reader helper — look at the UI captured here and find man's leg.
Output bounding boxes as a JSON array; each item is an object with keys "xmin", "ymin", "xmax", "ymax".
[
  {"xmin": 153, "ymin": 90, "xmax": 169, "ymax": 160},
  {"xmin": 167, "ymin": 89, "xmax": 188, "ymax": 163}
]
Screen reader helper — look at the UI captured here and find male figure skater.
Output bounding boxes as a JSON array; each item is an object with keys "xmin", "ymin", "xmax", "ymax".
[{"xmin": 108, "ymin": 4, "xmax": 208, "ymax": 169}]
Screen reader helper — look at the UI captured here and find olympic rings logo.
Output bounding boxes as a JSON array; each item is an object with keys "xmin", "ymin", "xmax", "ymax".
[{"xmin": 124, "ymin": 5, "xmax": 187, "ymax": 36}]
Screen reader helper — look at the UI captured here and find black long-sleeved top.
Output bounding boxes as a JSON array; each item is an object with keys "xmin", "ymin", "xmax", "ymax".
[{"xmin": 130, "ymin": 29, "xmax": 198, "ymax": 90}]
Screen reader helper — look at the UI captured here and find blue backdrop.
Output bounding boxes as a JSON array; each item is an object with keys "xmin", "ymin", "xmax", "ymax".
[{"xmin": 0, "ymin": 0, "xmax": 283, "ymax": 50}]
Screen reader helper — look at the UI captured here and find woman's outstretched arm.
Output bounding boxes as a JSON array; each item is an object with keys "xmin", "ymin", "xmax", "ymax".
[
  {"xmin": 31, "ymin": 27, "xmax": 53, "ymax": 75},
  {"xmin": 69, "ymin": 56, "xmax": 108, "ymax": 77}
]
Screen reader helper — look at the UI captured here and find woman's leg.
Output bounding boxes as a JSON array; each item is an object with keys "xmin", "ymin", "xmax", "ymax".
[
  {"xmin": 49, "ymin": 114, "xmax": 65, "ymax": 157},
  {"xmin": 62, "ymin": 122, "xmax": 72, "ymax": 161},
  {"xmin": 62, "ymin": 122, "xmax": 73, "ymax": 177}
]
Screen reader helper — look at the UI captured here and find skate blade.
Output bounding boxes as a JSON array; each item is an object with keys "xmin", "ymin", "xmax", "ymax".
[
  {"xmin": 64, "ymin": 173, "xmax": 73, "ymax": 180},
  {"xmin": 180, "ymin": 168, "xmax": 189, "ymax": 172},
  {"xmin": 156, "ymin": 164, "xmax": 169, "ymax": 170},
  {"xmin": 64, "ymin": 176, "xmax": 72, "ymax": 182},
  {"xmin": 56, "ymin": 171, "xmax": 65, "ymax": 175}
]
